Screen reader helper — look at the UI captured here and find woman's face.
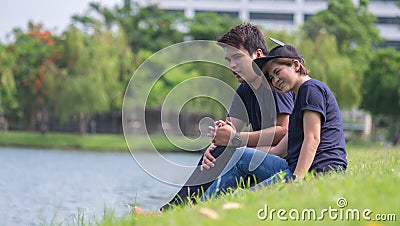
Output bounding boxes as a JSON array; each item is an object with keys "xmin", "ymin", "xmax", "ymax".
[{"xmin": 267, "ymin": 61, "xmax": 298, "ymax": 93}]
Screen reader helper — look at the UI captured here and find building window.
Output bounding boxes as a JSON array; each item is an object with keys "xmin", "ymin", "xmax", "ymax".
[
  {"xmin": 379, "ymin": 41, "xmax": 400, "ymax": 50},
  {"xmin": 304, "ymin": 14, "xmax": 314, "ymax": 22},
  {"xmin": 250, "ymin": 12, "xmax": 294, "ymax": 22},
  {"xmin": 195, "ymin": 10, "xmax": 239, "ymax": 18},
  {"xmin": 165, "ymin": 9, "xmax": 185, "ymax": 16},
  {"xmin": 376, "ymin": 16, "xmax": 400, "ymax": 25}
]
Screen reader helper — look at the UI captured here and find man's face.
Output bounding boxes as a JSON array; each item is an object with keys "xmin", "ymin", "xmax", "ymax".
[{"xmin": 224, "ymin": 45, "xmax": 259, "ymax": 84}]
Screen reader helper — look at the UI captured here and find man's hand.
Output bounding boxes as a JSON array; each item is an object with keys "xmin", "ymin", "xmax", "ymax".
[
  {"xmin": 200, "ymin": 143, "xmax": 217, "ymax": 171},
  {"xmin": 207, "ymin": 120, "xmax": 227, "ymax": 142},
  {"xmin": 213, "ymin": 120, "xmax": 236, "ymax": 146}
]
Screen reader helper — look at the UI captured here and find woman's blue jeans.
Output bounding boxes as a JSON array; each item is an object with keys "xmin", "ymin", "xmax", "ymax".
[{"xmin": 201, "ymin": 147, "xmax": 291, "ymax": 201}]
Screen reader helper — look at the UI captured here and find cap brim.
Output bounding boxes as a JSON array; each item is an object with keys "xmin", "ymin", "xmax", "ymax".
[{"xmin": 252, "ymin": 57, "xmax": 274, "ymax": 76}]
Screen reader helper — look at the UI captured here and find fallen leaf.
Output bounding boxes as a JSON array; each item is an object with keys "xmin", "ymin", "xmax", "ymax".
[
  {"xmin": 199, "ymin": 207, "xmax": 220, "ymax": 219},
  {"xmin": 222, "ymin": 202, "xmax": 242, "ymax": 210},
  {"xmin": 365, "ymin": 223, "xmax": 384, "ymax": 226}
]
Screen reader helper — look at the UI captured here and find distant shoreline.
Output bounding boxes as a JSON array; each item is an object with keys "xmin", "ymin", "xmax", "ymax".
[{"xmin": 0, "ymin": 131, "xmax": 209, "ymax": 153}]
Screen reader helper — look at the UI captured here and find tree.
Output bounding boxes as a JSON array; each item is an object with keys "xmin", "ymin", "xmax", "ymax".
[
  {"xmin": 299, "ymin": 31, "xmax": 361, "ymax": 107},
  {"xmin": 361, "ymin": 48, "xmax": 400, "ymax": 144},
  {"xmin": 303, "ymin": 0, "xmax": 381, "ymax": 77},
  {"xmin": 11, "ymin": 22, "xmax": 60, "ymax": 132},
  {"xmin": 187, "ymin": 12, "xmax": 243, "ymax": 40},
  {"xmin": 58, "ymin": 26, "xmax": 133, "ymax": 134},
  {"xmin": 303, "ymin": 0, "xmax": 380, "ymax": 54},
  {"xmin": 0, "ymin": 44, "xmax": 17, "ymax": 130},
  {"xmin": 73, "ymin": 2, "xmax": 185, "ymax": 52}
]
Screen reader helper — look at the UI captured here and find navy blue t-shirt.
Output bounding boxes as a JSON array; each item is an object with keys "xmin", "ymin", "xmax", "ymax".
[
  {"xmin": 286, "ymin": 79, "xmax": 348, "ymax": 173},
  {"xmin": 228, "ymin": 82, "xmax": 294, "ymax": 131}
]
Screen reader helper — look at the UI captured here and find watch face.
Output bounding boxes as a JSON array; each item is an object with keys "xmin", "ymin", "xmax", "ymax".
[{"xmin": 232, "ymin": 133, "xmax": 241, "ymax": 147}]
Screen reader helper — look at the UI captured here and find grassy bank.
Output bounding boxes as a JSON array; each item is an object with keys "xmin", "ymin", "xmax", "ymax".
[
  {"xmin": 94, "ymin": 145, "xmax": 400, "ymax": 226},
  {"xmin": 0, "ymin": 131, "xmax": 209, "ymax": 152}
]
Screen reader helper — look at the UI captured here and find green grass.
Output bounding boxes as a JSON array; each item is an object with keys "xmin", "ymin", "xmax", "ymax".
[
  {"xmin": 93, "ymin": 144, "xmax": 400, "ymax": 226},
  {"xmin": 0, "ymin": 131, "xmax": 209, "ymax": 152}
]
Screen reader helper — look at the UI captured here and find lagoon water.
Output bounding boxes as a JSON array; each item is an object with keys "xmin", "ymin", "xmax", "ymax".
[{"xmin": 0, "ymin": 147, "xmax": 202, "ymax": 226}]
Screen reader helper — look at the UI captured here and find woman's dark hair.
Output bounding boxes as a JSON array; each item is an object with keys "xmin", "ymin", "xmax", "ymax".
[{"xmin": 217, "ymin": 22, "xmax": 268, "ymax": 55}]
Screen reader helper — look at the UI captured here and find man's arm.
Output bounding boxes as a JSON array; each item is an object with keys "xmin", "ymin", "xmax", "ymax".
[
  {"xmin": 212, "ymin": 114, "xmax": 289, "ymax": 147},
  {"xmin": 239, "ymin": 113, "xmax": 289, "ymax": 147}
]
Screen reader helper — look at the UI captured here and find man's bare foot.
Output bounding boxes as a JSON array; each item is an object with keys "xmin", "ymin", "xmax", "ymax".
[{"xmin": 132, "ymin": 206, "xmax": 161, "ymax": 215}]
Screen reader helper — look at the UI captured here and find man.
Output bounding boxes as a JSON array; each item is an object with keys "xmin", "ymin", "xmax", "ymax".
[{"xmin": 161, "ymin": 22, "xmax": 294, "ymax": 210}]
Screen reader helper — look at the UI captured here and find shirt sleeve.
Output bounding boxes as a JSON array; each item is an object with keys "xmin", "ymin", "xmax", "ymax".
[
  {"xmin": 227, "ymin": 84, "xmax": 250, "ymax": 124},
  {"xmin": 273, "ymin": 90, "xmax": 294, "ymax": 115},
  {"xmin": 298, "ymin": 84, "xmax": 327, "ymax": 124}
]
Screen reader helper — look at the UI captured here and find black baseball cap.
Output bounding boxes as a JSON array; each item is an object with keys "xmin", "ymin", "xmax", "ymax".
[{"xmin": 253, "ymin": 38, "xmax": 304, "ymax": 76}]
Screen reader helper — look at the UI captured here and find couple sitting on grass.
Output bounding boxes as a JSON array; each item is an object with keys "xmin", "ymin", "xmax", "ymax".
[{"xmin": 134, "ymin": 23, "xmax": 348, "ymax": 215}]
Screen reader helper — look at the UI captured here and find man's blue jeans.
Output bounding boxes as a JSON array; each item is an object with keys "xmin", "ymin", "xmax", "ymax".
[{"xmin": 201, "ymin": 147, "xmax": 290, "ymax": 201}]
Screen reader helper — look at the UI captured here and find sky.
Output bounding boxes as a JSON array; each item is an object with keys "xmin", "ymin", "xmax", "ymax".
[{"xmin": 0, "ymin": 0, "xmax": 122, "ymax": 43}]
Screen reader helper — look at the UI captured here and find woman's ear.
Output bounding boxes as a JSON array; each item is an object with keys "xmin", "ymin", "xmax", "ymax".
[{"xmin": 293, "ymin": 60, "xmax": 301, "ymax": 72}]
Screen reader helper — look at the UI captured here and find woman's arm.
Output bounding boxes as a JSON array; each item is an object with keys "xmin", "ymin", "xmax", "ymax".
[
  {"xmin": 293, "ymin": 110, "xmax": 321, "ymax": 179},
  {"xmin": 268, "ymin": 133, "xmax": 288, "ymax": 158}
]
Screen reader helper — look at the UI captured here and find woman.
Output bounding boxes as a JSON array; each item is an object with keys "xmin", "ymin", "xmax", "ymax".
[{"xmin": 201, "ymin": 39, "xmax": 347, "ymax": 200}]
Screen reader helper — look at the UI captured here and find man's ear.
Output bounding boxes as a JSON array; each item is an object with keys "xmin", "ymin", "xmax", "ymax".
[{"xmin": 255, "ymin": 49, "xmax": 264, "ymax": 58}]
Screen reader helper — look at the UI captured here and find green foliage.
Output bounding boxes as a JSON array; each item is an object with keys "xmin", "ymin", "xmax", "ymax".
[
  {"xmin": 361, "ymin": 48, "xmax": 400, "ymax": 143},
  {"xmin": 1, "ymin": 0, "xmax": 393, "ymax": 134},
  {"xmin": 146, "ymin": 63, "xmax": 200, "ymax": 108},
  {"xmin": 11, "ymin": 22, "xmax": 60, "ymax": 130},
  {"xmin": 58, "ymin": 26, "xmax": 133, "ymax": 133},
  {"xmin": 300, "ymin": 31, "xmax": 361, "ymax": 108},
  {"xmin": 0, "ymin": 44, "xmax": 18, "ymax": 112},
  {"xmin": 303, "ymin": 0, "xmax": 381, "ymax": 55},
  {"xmin": 187, "ymin": 12, "xmax": 243, "ymax": 40},
  {"xmin": 303, "ymin": 0, "xmax": 382, "ymax": 79},
  {"xmin": 72, "ymin": 2, "xmax": 186, "ymax": 52},
  {"xmin": 362, "ymin": 48, "xmax": 400, "ymax": 116},
  {"xmin": 0, "ymin": 131, "xmax": 209, "ymax": 152},
  {"xmin": 131, "ymin": 4, "xmax": 185, "ymax": 52},
  {"xmin": 146, "ymin": 61, "xmax": 233, "ymax": 118}
]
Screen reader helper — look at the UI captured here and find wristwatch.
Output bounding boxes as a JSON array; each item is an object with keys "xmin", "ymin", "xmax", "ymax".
[{"xmin": 231, "ymin": 132, "xmax": 242, "ymax": 147}]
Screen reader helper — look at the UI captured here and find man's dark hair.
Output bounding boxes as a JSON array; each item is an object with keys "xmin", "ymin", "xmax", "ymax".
[{"xmin": 217, "ymin": 22, "xmax": 268, "ymax": 55}]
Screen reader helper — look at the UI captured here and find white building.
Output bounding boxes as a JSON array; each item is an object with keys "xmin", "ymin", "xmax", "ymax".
[{"xmin": 134, "ymin": 0, "xmax": 400, "ymax": 49}]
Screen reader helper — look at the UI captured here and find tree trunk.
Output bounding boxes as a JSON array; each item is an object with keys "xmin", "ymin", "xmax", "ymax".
[
  {"xmin": 27, "ymin": 106, "xmax": 37, "ymax": 131},
  {"xmin": 0, "ymin": 101, "xmax": 8, "ymax": 132},
  {"xmin": 78, "ymin": 112, "xmax": 89, "ymax": 135},
  {"xmin": 393, "ymin": 115, "xmax": 400, "ymax": 146},
  {"xmin": 39, "ymin": 106, "xmax": 49, "ymax": 135}
]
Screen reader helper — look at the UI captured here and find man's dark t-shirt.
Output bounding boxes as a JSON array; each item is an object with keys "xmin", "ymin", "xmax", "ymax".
[{"xmin": 228, "ymin": 82, "xmax": 294, "ymax": 132}]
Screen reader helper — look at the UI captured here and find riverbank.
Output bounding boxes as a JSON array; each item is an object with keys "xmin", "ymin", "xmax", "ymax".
[
  {"xmin": 0, "ymin": 131, "xmax": 210, "ymax": 152},
  {"xmin": 98, "ymin": 144, "xmax": 400, "ymax": 226}
]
